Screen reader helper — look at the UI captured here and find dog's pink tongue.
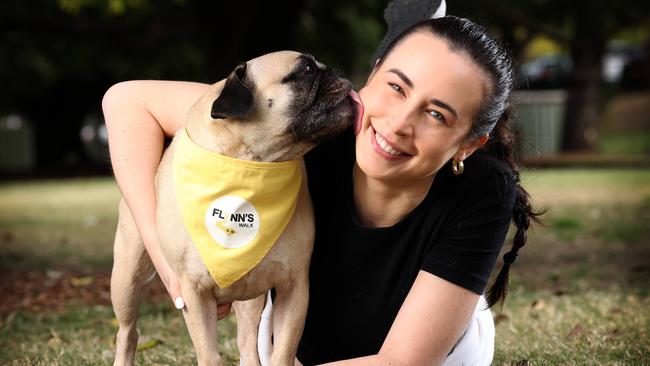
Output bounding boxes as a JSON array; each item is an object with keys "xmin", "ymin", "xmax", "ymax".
[{"xmin": 349, "ymin": 90, "xmax": 364, "ymax": 135}]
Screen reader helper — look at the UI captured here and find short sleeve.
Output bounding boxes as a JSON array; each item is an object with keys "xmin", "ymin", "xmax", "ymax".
[{"xmin": 421, "ymin": 155, "xmax": 517, "ymax": 294}]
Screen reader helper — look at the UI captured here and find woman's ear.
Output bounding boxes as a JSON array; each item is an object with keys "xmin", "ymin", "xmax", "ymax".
[{"xmin": 454, "ymin": 133, "xmax": 489, "ymax": 161}]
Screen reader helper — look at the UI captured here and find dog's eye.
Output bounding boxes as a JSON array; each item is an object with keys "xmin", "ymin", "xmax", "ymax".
[{"xmin": 302, "ymin": 65, "xmax": 314, "ymax": 75}]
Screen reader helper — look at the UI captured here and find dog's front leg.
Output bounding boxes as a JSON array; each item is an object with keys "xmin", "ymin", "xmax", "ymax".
[
  {"xmin": 180, "ymin": 279, "xmax": 223, "ymax": 366},
  {"xmin": 111, "ymin": 203, "xmax": 157, "ymax": 366},
  {"xmin": 270, "ymin": 278, "xmax": 309, "ymax": 366},
  {"xmin": 233, "ymin": 293, "xmax": 268, "ymax": 366}
]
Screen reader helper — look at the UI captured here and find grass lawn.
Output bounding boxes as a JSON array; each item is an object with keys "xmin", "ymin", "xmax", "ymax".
[{"xmin": 1, "ymin": 169, "xmax": 649, "ymax": 365}]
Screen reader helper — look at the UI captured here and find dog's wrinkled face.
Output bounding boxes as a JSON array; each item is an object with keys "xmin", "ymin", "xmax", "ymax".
[{"xmin": 210, "ymin": 51, "xmax": 359, "ymax": 161}]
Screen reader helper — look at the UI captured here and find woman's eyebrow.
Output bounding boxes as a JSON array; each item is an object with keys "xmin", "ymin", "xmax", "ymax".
[
  {"xmin": 387, "ymin": 68, "xmax": 413, "ymax": 88},
  {"xmin": 387, "ymin": 67, "xmax": 459, "ymax": 119},
  {"xmin": 430, "ymin": 98, "xmax": 458, "ymax": 119}
]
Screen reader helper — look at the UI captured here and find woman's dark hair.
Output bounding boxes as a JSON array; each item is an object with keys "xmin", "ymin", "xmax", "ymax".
[{"xmin": 377, "ymin": 16, "xmax": 543, "ymax": 307}]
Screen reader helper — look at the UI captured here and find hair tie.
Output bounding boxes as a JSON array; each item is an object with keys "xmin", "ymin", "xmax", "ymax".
[{"xmin": 503, "ymin": 251, "xmax": 518, "ymax": 265}]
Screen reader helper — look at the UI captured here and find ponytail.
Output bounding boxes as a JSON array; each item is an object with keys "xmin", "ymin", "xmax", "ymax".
[
  {"xmin": 484, "ymin": 108, "xmax": 544, "ymax": 307},
  {"xmin": 391, "ymin": 16, "xmax": 544, "ymax": 306}
]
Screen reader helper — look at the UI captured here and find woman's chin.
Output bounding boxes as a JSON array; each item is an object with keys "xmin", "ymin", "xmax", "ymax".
[{"xmin": 355, "ymin": 136, "xmax": 398, "ymax": 180}]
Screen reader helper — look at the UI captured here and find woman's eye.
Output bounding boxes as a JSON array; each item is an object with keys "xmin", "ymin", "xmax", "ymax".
[
  {"xmin": 388, "ymin": 82, "xmax": 404, "ymax": 95},
  {"xmin": 428, "ymin": 110, "xmax": 446, "ymax": 124}
]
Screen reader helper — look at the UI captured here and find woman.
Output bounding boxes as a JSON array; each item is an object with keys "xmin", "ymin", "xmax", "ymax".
[{"xmin": 103, "ymin": 15, "xmax": 539, "ymax": 366}]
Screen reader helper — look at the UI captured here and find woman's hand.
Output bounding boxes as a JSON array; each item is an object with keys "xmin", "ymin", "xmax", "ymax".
[
  {"xmin": 150, "ymin": 251, "xmax": 185, "ymax": 309},
  {"xmin": 156, "ymin": 254, "xmax": 232, "ymax": 317}
]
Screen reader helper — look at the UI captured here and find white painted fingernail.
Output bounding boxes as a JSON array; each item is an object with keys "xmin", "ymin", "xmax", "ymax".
[{"xmin": 174, "ymin": 297, "xmax": 185, "ymax": 309}]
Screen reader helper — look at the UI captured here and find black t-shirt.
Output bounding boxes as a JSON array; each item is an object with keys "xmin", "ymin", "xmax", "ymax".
[{"xmin": 297, "ymin": 127, "xmax": 517, "ymax": 365}]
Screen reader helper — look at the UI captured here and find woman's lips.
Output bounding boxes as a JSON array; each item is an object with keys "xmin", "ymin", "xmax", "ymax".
[
  {"xmin": 349, "ymin": 90, "xmax": 364, "ymax": 134},
  {"xmin": 370, "ymin": 126, "xmax": 410, "ymax": 161}
]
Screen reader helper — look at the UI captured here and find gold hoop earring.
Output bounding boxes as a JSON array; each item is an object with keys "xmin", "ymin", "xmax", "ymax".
[{"xmin": 452, "ymin": 159, "xmax": 464, "ymax": 176}]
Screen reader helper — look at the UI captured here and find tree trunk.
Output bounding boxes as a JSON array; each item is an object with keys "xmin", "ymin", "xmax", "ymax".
[{"xmin": 561, "ymin": 15, "xmax": 605, "ymax": 151}]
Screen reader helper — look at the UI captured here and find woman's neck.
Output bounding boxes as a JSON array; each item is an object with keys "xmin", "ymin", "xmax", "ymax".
[{"xmin": 352, "ymin": 164, "xmax": 435, "ymax": 228}]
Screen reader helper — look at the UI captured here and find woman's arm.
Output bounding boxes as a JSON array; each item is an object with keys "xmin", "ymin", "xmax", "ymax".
[
  {"xmin": 102, "ymin": 80, "xmax": 210, "ymax": 306},
  {"xmin": 321, "ymin": 271, "xmax": 478, "ymax": 366}
]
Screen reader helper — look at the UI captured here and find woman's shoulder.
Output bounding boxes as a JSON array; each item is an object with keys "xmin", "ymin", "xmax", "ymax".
[
  {"xmin": 462, "ymin": 150, "xmax": 516, "ymax": 198},
  {"xmin": 430, "ymin": 150, "xmax": 516, "ymax": 213}
]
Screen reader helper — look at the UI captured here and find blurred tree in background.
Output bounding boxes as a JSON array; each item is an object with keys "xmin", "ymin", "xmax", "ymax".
[
  {"xmin": 1, "ymin": 0, "xmax": 649, "ymax": 174},
  {"xmin": 452, "ymin": 0, "xmax": 650, "ymax": 152},
  {"xmin": 1, "ymin": 0, "xmax": 306, "ymax": 172},
  {"xmin": 0, "ymin": 0, "xmax": 386, "ymax": 174}
]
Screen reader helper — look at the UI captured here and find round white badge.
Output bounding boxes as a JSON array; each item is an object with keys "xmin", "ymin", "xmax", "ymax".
[{"xmin": 204, "ymin": 196, "xmax": 260, "ymax": 248}]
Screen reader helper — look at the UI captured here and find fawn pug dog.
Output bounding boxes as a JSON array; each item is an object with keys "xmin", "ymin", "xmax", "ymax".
[{"xmin": 110, "ymin": 51, "xmax": 361, "ymax": 366}]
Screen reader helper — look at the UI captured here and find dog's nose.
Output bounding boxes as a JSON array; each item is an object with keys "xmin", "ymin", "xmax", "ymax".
[{"xmin": 325, "ymin": 78, "xmax": 352, "ymax": 96}]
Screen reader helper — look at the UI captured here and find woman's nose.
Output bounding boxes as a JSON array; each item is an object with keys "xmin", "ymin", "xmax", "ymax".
[{"xmin": 386, "ymin": 104, "xmax": 415, "ymax": 136}]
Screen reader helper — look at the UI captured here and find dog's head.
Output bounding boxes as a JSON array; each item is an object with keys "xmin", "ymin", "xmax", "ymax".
[{"xmin": 209, "ymin": 51, "xmax": 361, "ymax": 161}]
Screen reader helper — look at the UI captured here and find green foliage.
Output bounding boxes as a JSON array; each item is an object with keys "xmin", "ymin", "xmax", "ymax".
[
  {"xmin": 1, "ymin": 0, "xmax": 393, "ymax": 168},
  {"xmin": 452, "ymin": 0, "xmax": 650, "ymax": 151},
  {"xmin": 293, "ymin": 0, "xmax": 385, "ymax": 85},
  {"xmin": 452, "ymin": 0, "xmax": 650, "ymax": 41},
  {"xmin": 2, "ymin": 0, "xmax": 388, "ymax": 109},
  {"xmin": 57, "ymin": 0, "xmax": 152, "ymax": 15}
]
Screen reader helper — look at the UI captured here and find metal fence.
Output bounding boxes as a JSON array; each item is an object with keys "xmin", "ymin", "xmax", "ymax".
[{"xmin": 512, "ymin": 90, "xmax": 567, "ymax": 158}]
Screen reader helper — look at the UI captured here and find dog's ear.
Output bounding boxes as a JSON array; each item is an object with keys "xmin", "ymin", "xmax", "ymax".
[{"xmin": 211, "ymin": 62, "xmax": 254, "ymax": 120}]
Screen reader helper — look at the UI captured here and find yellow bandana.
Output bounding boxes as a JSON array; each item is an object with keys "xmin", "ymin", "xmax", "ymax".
[{"xmin": 173, "ymin": 130, "xmax": 302, "ymax": 288}]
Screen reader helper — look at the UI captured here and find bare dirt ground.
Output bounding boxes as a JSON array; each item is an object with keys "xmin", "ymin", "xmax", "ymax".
[{"xmin": 0, "ymin": 270, "xmax": 168, "ymax": 322}]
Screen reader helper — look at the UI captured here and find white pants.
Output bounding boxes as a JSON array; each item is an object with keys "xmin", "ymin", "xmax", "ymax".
[
  {"xmin": 254, "ymin": 293, "xmax": 495, "ymax": 366},
  {"xmin": 442, "ymin": 296, "xmax": 494, "ymax": 366}
]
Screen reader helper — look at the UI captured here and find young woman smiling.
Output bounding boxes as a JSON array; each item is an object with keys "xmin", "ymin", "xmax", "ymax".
[{"xmin": 103, "ymin": 14, "xmax": 540, "ymax": 366}]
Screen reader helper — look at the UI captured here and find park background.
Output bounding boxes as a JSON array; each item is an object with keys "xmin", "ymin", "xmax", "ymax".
[{"xmin": 1, "ymin": 0, "xmax": 649, "ymax": 364}]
